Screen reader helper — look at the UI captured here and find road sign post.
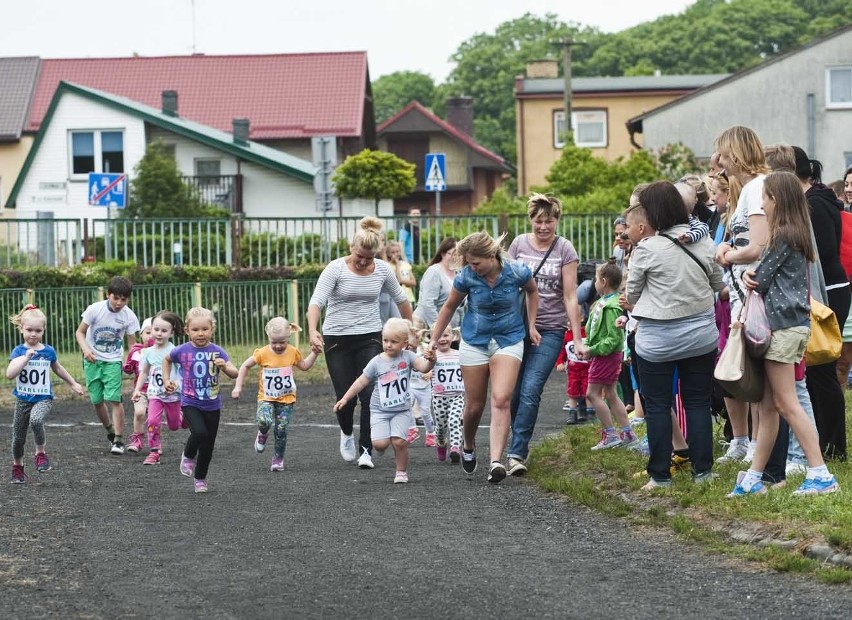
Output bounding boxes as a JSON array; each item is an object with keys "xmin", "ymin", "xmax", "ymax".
[
  {"xmin": 88, "ymin": 173, "xmax": 127, "ymax": 261},
  {"xmin": 424, "ymin": 153, "xmax": 446, "ymax": 246}
]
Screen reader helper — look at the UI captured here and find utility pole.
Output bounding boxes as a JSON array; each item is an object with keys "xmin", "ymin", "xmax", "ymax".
[{"xmin": 558, "ymin": 37, "xmax": 585, "ymax": 146}]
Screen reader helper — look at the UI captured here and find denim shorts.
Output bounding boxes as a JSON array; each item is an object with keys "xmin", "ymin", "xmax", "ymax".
[{"xmin": 458, "ymin": 338, "xmax": 524, "ymax": 366}]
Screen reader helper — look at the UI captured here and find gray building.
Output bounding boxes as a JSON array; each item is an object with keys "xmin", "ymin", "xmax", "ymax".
[{"xmin": 628, "ymin": 24, "xmax": 852, "ymax": 181}]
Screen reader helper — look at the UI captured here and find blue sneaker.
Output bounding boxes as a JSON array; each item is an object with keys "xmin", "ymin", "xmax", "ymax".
[
  {"xmin": 726, "ymin": 471, "xmax": 767, "ymax": 498},
  {"xmin": 792, "ymin": 476, "xmax": 839, "ymax": 496}
]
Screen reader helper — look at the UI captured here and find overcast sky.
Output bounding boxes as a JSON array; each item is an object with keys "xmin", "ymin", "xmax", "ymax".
[{"xmin": 1, "ymin": 0, "xmax": 694, "ymax": 81}]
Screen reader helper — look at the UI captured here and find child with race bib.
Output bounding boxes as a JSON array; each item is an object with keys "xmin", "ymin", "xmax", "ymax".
[
  {"xmin": 333, "ymin": 318, "xmax": 435, "ymax": 483},
  {"xmin": 231, "ymin": 317, "xmax": 320, "ymax": 472},
  {"xmin": 430, "ymin": 325, "xmax": 465, "ymax": 463},
  {"xmin": 124, "ymin": 317, "xmax": 153, "ymax": 454},
  {"xmin": 132, "ymin": 311, "xmax": 184, "ymax": 466},
  {"xmin": 7, "ymin": 305, "xmax": 84, "ymax": 483},
  {"xmin": 163, "ymin": 307, "xmax": 239, "ymax": 494},
  {"xmin": 406, "ymin": 328, "xmax": 437, "ymax": 447}
]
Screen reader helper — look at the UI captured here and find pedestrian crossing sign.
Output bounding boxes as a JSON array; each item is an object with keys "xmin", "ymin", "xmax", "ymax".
[{"xmin": 424, "ymin": 153, "xmax": 446, "ymax": 191}]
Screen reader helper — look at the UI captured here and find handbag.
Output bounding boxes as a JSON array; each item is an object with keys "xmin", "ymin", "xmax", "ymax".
[
  {"xmin": 804, "ymin": 267, "xmax": 842, "ymax": 366},
  {"xmin": 714, "ymin": 320, "xmax": 765, "ymax": 402},
  {"xmin": 806, "ymin": 297, "xmax": 841, "ymax": 365},
  {"xmin": 742, "ymin": 290, "xmax": 771, "ymax": 358}
]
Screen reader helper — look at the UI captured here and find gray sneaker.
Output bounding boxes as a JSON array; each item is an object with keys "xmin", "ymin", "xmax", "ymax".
[
  {"xmin": 507, "ymin": 457, "xmax": 528, "ymax": 477},
  {"xmin": 715, "ymin": 440, "xmax": 749, "ymax": 464}
]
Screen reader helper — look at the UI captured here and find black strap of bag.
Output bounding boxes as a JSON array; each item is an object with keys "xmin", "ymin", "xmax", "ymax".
[
  {"xmin": 659, "ymin": 233, "xmax": 710, "ymax": 278},
  {"xmin": 521, "ymin": 236, "xmax": 560, "ymax": 331}
]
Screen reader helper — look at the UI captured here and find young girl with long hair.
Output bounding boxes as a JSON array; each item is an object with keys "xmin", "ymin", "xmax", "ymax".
[{"xmin": 733, "ymin": 171, "xmax": 839, "ymax": 496}]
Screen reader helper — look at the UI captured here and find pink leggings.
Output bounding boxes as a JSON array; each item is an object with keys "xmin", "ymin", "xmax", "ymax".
[{"xmin": 147, "ymin": 399, "xmax": 183, "ymax": 451}]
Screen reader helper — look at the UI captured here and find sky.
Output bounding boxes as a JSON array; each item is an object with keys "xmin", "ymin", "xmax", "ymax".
[{"xmin": 1, "ymin": 0, "xmax": 695, "ymax": 82}]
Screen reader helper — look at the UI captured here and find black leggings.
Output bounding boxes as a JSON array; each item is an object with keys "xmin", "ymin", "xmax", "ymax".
[
  {"xmin": 182, "ymin": 406, "xmax": 221, "ymax": 480},
  {"xmin": 324, "ymin": 332, "xmax": 382, "ymax": 453}
]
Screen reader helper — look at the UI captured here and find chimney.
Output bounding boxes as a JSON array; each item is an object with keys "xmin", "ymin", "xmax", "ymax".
[
  {"xmin": 161, "ymin": 90, "xmax": 178, "ymax": 117},
  {"xmin": 232, "ymin": 118, "xmax": 250, "ymax": 145},
  {"xmin": 525, "ymin": 59, "xmax": 558, "ymax": 79},
  {"xmin": 445, "ymin": 96, "xmax": 474, "ymax": 138}
]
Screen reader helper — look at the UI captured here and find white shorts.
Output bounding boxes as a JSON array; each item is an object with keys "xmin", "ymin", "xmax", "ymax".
[
  {"xmin": 370, "ymin": 410, "xmax": 409, "ymax": 441},
  {"xmin": 458, "ymin": 338, "xmax": 524, "ymax": 366}
]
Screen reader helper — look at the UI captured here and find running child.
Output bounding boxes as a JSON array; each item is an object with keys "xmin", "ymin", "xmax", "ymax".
[
  {"xmin": 406, "ymin": 328, "xmax": 437, "ymax": 447},
  {"xmin": 76, "ymin": 276, "xmax": 140, "ymax": 455},
  {"xmin": 163, "ymin": 307, "xmax": 239, "ymax": 494},
  {"xmin": 231, "ymin": 317, "xmax": 320, "ymax": 472},
  {"xmin": 430, "ymin": 325, "xmax": 465, "ymax": 464},
  {"xmin": 132, "ymin": 311, "xmax": 184, "ymax": 466},
  {"xmin": 333, "ymin": 318, "xmax": 436, "ymax": 483},
  {"xmin": 581, "ymin": 260, "xmax": 637, "ymax": 450},
  {"xmin": 124, "ymin": 317, "xmax": 153, "ymax": 454},
  {"xmin": 7, "ymin": 305, "xmax": 85, "ymax": 483},
  {"xmin": 556, "ymin": 326, "xmax": 589, "ymax": 425}
]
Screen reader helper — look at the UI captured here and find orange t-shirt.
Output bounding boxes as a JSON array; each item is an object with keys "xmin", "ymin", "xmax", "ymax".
[{"xmin": 253, "ymin": 345, "xmax": 302, "ymax": 404}]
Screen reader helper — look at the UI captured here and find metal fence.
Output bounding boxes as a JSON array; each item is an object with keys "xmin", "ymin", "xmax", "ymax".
[{"xmin": 0, "ymin": 213, "xmax": 619, "ymax": 268}]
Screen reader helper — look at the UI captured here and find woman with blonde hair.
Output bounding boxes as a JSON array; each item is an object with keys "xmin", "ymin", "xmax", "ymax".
[
  {"xmin": 307, "ymin": 217, "xmax": 412, "ymax": 469},
  {"xmin": 428, "ymin": 231, "xmax": 540, "ymax": 484}
]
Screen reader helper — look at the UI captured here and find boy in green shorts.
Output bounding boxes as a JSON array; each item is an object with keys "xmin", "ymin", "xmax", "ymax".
[{"xmin": 75, "ymin": 276, "xmax": 140, "ymax": 454}]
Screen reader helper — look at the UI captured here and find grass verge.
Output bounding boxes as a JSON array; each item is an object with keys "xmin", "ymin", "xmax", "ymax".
[{"xmin": 528, "ymin": 416, "xmax": 852, "ymax": 584}]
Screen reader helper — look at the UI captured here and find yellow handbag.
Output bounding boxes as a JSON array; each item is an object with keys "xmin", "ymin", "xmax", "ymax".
[{"xmin": 806, "ymin": 296, "xmax": 841, "ymax": 366}]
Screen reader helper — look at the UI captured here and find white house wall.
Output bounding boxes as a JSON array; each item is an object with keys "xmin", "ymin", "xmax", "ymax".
[{"xmin": 642, "ymin": 30, "xmax": 852, "ymax": 180}]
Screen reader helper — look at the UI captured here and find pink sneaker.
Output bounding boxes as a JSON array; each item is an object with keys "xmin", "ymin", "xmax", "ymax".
[
  {"xmin": 449, "ymin": 446, "xmax": 461, "ymax": 464},
  {"xmin": 143, "ymin": 451, "xmax": 161, "ymax": 465},
  {"xmin": 126, "ymin": 433, "xmax": 143, "ymax": 453},
  {"xmin": 255, "ymin": 432, "xmax": 268, "ymax": 453},
  {"xmin": 436, "ymin": 444, "xmax": 447, "ymax": 462},
  {"xmin": 270, "ymin": 456, "xmax": 284, "ymax": 472},
  {"xmin": 194, "ymin": 479, "xmax": 208, "ymax": 493},
  {"xmin": 424, "ymin": 433, "xmax": 437, "ymax": 448},
  {"xmin": 406, "ymin": 428, "xmax": 421, "ymax": 444},
  {"xmin": 179, "ymin": 455, "xmax": 196, "ymax": 477}
]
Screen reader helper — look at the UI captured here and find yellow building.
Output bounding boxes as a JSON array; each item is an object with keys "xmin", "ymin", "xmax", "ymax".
[{"xmin": 515, "ymin": 60, "xmax": 727, "ymax": 194}]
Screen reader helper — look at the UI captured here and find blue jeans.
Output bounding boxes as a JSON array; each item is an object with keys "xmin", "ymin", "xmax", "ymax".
[
  {"xmin": 787, "ymin": 379, "xmax": 818, "ymax": 465},
  {"xmin": 637, "ymin": 351, "xmax": 716, "ymax": 482},
  {"xmin": 509, "ymin": 329, "xmax": 566, "ymax": 461}
]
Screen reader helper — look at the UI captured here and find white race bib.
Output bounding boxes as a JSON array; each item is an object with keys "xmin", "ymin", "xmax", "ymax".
[
  {"xmin": 378, "ymin": 369, "xmax": 408, "ymax": 408},
  {"xmin": 148, "ymin": 365, "xmax": 166, "ymax": 396},
  {"xmin": 431, "ymin": 359, "xmax": 463, "ymax": 394},
  {"xmin": 565, "ymin": 338, "xmax": 588, "ymax": 364},
  {"xmin": 263, "ymin": 367, "xmax": 295, "ymax": 399},
  {"xmin": 16, "ymin": 358, "xmax": 51, "ymax": 396}
]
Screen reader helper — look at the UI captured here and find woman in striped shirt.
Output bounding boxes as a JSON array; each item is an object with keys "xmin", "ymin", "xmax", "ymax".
[{"xmin": 307, "ymin": 217, "xmax": 412, "ymax": 470}]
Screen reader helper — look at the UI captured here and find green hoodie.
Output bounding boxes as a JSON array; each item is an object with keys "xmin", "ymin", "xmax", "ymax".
[{"xmin": 586, "ymin": 292, "xmax": 624, "ymax": 358}]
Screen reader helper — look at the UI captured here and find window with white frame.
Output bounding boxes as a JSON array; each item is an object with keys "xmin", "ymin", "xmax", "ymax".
[
  {"xmin": 827, "ymin": 67, "xmax": 852, "ymax": 109},
  {"xmin": 553, "ymin": 110, "xmax": 607, "ymax": 148},
  {"xmin": 69, "ymin": 130, "xmax": 125, "ymax": 176}
]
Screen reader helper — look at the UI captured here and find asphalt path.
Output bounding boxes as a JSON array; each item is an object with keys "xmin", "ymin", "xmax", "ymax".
[{"xmin": 2, "ymin": 376, "xmax": 852, "ymax": 619}]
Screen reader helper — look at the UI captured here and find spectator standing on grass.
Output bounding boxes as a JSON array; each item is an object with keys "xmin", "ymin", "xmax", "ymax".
[
  {"xmin": 132, "ymin": 312, "xmax": 185, "ymax": 466},
  {"xmin": 627, "ymin": 181, "xmax": 725, "ymax": 490},
  {"xmin": 307, "ymin": 217, "xmax": 412, "ymax": 471},
  {"xmin": 7, "ymin": 305, "xmax": 84, "ymax": 484},
  {"xmin": 506, "ymin": 193, "xmax": 586, "ymax": 476},
  {"xmin": 163, "ymin": 307, "xmax": 239, "ymax": 494},
  {"xmin": 76, "ymin": 276, "xmax": 140, "ymax": 455},
  {"xmin": 731, "ymin": 171, "xmax": 839, "ymax": 497},
  {"xmin": 385, "ymin": 240, "xmax": 417, "ymax": 307},
  {"xmin": 231, "ymin": 317, "xmax": 320, "ymax": 472},
  {"xmin": 428, "ymin": 231, "xmax": 540, "ymax": 484},
  {"xmin": 399, "ymin": 207, "xmax": 422, "ymax": 264}
]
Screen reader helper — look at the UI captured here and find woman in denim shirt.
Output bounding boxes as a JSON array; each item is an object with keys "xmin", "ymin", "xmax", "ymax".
[{"xmin": 429, "ymin": 232, "xmax": 540, "ymax": 484}]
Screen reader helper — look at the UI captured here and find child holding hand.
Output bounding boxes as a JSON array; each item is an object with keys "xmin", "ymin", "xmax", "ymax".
[
  {"xmin": 132, "ymin": 311, "xmax": 184, "ymax": 465},
  {"xmin": 163, "ymin": 307, "xmax": 239, "ymax": 494},
  {"xmin": 333, "ymin": 318, "xmax": 435, "ymax": 483},
  {"xmin": 430, "ymin": 325, "xmax": 465, "ymax": 463},
  {"xmin": 232, "ymin": 317, "xmax": 320, "ymax": 472},
  {"xmin": 7, "ymin": 305, "xmax": 84, "ymax": 483},
  {"xmin": 406, "ymin": 329, "xmax": 437, "ymax": 446},
  {"xmin": 124, "ymin": 317, "xmax": 153, "ymax": 454}
]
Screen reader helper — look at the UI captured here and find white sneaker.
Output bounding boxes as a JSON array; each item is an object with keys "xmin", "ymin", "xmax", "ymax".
[
  {"xmin": 743, "ymin": 441, "xmax": 756, "ymax": 464},
  {"xmin": 716, "ymin": 440, "xmax": 749, "ymax": 464},
  {"xmin": 339, "ymin": 431, "xmax": 357, "ymax": 462},
  {"xmin": 357, "ymin": 447, "xmax": 374, "ymax": 469},
  {"xmin": 785, "ymin": 461, "xmax": 807, "ymax": 476}
]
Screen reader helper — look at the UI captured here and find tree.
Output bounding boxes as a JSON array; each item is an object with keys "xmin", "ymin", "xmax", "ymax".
[
  {"xmin": 126, "ymin": 140, "xmax": 226, "ymax": 218},
  {"xmin": 372, "ymin": 71, "xmax": 436, "ymax": 125},
  {"xmin": 332, "ymin": 149, "xmax": 416, "ymax": 216}
]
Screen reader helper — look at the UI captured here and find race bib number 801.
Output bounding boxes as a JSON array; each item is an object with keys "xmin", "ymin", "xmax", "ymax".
[{"xmin": 17, "ymin": 359, "xmax": 51, "ymax": 396}]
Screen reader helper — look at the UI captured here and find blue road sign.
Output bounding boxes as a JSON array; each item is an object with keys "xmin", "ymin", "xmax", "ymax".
[
  {"xmin": 88, "ymin": 173, "xmax": 127, "ymax": 208},
  {"xmin": 424, "ymin": 153, "xmax": 446, "ymax": 191}
]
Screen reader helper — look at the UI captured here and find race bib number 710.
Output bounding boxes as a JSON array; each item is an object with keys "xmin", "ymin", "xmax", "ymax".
[{"xmin": 378, "ymin": 369, "xmax": 408, "ymax": 408}]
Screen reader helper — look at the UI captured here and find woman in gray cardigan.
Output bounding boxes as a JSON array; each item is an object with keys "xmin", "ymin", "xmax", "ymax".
[{"xmin": 413, "ymin": 237, "xmax": 463, "ymax": 331}]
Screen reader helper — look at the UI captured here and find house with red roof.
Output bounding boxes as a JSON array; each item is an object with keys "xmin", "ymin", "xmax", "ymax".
[
  {"xmin": 0, "ymin": 52, "xmax": 378, "ymax": 217},
  {"xmin": 377, "ymin": 98, "xmax": 514, "ymax": 215}
]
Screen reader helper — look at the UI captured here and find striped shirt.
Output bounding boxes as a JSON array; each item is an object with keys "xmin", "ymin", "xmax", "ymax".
[{"xmin": 309, "ymin": 258, "xmax": 407, "ymax": 336}]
